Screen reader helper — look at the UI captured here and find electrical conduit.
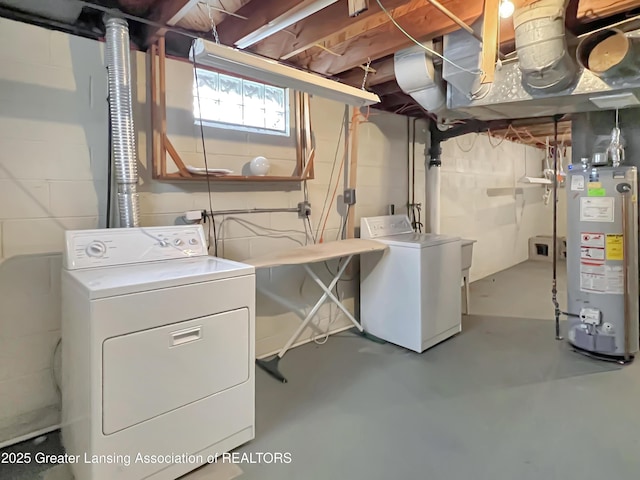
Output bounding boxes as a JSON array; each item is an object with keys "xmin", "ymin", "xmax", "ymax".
[{"xmin": 104, "ymin": 16, "xmax": 140, "ymax": 227}]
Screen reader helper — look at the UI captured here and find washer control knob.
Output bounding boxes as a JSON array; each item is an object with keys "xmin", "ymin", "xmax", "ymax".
[
  {"xmin": 189, "ymin": 238, "xmax": 199, "ymax": 245},
  {"xmin": 174, "ymin": 239, "xmax": 183, "ymax": 246},
  {"xmin": 159, "ymin": 240, "xmax": 169, "ymax": 247},
  {"xmin": 86, "ymin": 241, "xmax": 106, "ymax": 258}
]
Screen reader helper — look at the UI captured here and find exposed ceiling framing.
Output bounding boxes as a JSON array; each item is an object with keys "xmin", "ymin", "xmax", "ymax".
[{"xmin": 1, "ymin": 0, "xmax": 639, "ymax": 144}]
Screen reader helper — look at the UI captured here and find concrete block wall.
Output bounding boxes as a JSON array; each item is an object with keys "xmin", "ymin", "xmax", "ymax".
[
  {"xmin": 0, "ymin": 18, "xmax": 409, "ymax": 444},
  {"xmin": 440, "ymin": 133, "xmax": 554, "ymax": 281}
]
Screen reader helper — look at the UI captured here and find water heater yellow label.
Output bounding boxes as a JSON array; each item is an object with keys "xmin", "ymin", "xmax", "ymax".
[{"xmin": 606, "ymin": 234, "xmax": 624, "ymax": 260}]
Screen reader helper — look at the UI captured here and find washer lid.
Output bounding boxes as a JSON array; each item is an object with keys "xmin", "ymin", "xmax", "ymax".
[
  {"xmin": 65, "ymin": 256, "xmax": 254, "ymax": 299},
  {"xmin": 375, "ymin": 233, "xmax": 461, "ymax": 248}
]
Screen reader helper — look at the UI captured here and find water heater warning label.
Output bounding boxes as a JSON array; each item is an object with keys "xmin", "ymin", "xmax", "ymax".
[
  {"xmin": 580, "ymin": 197, "xmax": 614, "ymax": 222},
  {"xmin": 580, "ymin": 261, "xmax": 606, "ymax": 293},
  {"xmin": 580, "ymin": 261, "xmax": 624, "ymax": 295},
  {"xmin": 606, "ymin": 234, "xmax": 624, "ymax": 260},
  {"xmin": 581, "ymin": 233, "xmax": 605, "ymax": 248}
]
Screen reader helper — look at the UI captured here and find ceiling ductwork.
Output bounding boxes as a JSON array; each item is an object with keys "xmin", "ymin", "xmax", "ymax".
[
  {"xmin": 394, "ymin": 3, "xmax": 640, "ymax": 121},
  {"xmin": 448, "ymin": 26, "xmax": 640, "ymax": 120},
  {"xmin": 394, "ymin": 42, "xmax": 446, "ymax": 115},
  {"xmin": 513, "ymin": 0, "xmax": 577, "ymax": 92}
]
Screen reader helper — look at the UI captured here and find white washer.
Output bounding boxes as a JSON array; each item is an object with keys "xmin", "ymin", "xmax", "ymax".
[
  {"xmin": 360, "ymin": 215, "xmax": 461, "ymax": 353},
  {"xmin": 61, "ymin": 225, "xmax": 255, "ymax": 480}
]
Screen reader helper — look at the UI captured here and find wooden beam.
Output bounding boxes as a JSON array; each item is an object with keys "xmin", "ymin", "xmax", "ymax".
[
  {"xmin": 293, "ymin": 0, "xmax": 484, "ymax": 75},
  {"xmin": 371, "ymin": 80, "xmax": 403, "ymax": 96},
  {"xmin": 145, "ymin": 0, "xmax": 198, "ymax": 46},
  {"xmin": 217, "ymin": 0, "xmax": 307, "ymax": 46},
  {"xmin": 480, "ymin": 0, "xmax": 499, "ymax": 84},
  {"xmin": 253, "ymin": 0, "xmax": 419, "ymax": 61},
  {"xmin": 339, "ymin": 57, "xmax": 396, "ymax": 88}
]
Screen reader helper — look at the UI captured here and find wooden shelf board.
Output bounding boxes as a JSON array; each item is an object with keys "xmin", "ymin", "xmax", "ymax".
[{"xmin": 159, "ymin": 173, "xmax": 312, "ymax": 182}]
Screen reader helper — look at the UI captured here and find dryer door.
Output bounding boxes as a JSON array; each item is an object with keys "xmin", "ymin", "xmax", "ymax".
[{"xmin": 102, "ymin": 308, "xmax": 249, "ymax": 434}]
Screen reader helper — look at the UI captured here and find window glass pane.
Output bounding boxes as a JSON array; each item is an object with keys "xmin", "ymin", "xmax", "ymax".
[
  {"xmin": 265, "ymin": 86, "xmax": 284, "ymax": 110},
  {"xmin": 219, "ymin": 102, "xmax": 243, "ymax": 125},
  {"xmin": 243, "ymin": 80, "xmax": 265, "ymax": 110},
  {"xmin": 199, "ymin": 99, "xmax": 220, "ymax": 122},
  {"xmin": 219, "ymin": 74, "xmax": 242, "ymax": 103},
  {"xmin": 265, "ymin": 110, "xmax": 285, "ymax": 131},
  {"xmin": 193, "ymin": 68, "xmax": 288, "ymax": 135},
  {"xmin": 196, "ymin": 71, "xmax": 218, "ymax": 100},
  {"xmin": 244, "ymin": 107, "xmax": 266, "ymax": 128}
]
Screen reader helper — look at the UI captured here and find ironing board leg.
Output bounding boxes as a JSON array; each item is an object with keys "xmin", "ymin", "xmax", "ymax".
[
  {"xmin": 256, "ymin": 357, "xmax": 288, "ymax": 383},
  {"xmin": 304, "ymin": 256, "xmax": 362, "ymax": 332},
  {"xmin": 259, "ymin": 255, "xmax": 362, "ymax": 383}
]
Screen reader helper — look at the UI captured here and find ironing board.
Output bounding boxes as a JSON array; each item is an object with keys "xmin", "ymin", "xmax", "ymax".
[{"xmin": 246, "ymin": 238, "xmax": 388, "ymax": 383}]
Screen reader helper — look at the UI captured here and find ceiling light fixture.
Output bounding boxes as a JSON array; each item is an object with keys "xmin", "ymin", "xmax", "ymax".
[
  {"xmin": 235, "ymin": 0, "xmax": 339, "ymax": 49},
  {"xmin": 499, "ymin": 0, "xmax": 515, "ymax": 19},
  {"xmin": 190, "ymin": 39, "xmax": 380, "ymax": 107}
]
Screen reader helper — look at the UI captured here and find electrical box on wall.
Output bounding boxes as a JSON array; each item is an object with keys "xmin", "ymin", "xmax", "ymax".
[{"xmin": 344, "ymin": 188, "xmax": 356, "ymax": 205}]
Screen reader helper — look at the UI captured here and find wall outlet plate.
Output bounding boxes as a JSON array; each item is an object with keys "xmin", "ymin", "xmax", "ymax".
[{"xmin": 297, "ymin": 201, "xmax": 311, "ymax": 218}]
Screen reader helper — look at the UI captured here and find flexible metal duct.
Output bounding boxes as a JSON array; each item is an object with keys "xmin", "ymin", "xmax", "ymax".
[
  {"xmin": 513, "ymin": 0, "xmax": 576, "ymax": 92},
  {"xmin": 104, "ymin": 16, "xmax": 140, "ymax": 227}
]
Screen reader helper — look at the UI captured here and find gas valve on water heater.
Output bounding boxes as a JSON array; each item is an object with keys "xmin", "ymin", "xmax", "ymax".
[{"xmin": 565, "ymin": 155, "xmax": 639, "ymax": 362}]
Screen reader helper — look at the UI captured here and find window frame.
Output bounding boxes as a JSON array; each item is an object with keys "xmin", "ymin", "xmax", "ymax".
[{"xmin": 192, "ymin": 66, "xmax": 292, "ymax": 137}]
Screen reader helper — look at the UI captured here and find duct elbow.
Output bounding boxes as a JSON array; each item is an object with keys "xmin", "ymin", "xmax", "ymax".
[
  {"xmin": 513, "ymin": 0, "xmax": 577, "ymax": 92},
  {"xmin": 394, "ymin": 44, "xmax": 446, "ymax": 115}
]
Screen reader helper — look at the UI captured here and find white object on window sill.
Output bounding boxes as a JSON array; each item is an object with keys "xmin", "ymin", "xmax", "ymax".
[
  {"xmin": 185, "ymin": 166, "xmax": 233, "ymax": 176},
  {"xmin": 249, "ymin": 156, "xmax": 270, "ymax": 176}
]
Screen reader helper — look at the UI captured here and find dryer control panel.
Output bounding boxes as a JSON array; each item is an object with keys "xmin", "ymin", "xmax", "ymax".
[
  {"xmin": 361, "ymin": 215, "xmax": 413, "ymax": 239},
  {"xmin": 64, "ymin": 225, "xmax": 208, "ymax": 270}
]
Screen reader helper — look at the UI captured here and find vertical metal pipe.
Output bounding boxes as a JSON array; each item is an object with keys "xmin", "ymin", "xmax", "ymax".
[
  {"xmin": 617, "ymin": 183, "xmax": 633, "ymax": 361},
  {"xmin": 426, "ymin": 127, "xmax": 442, "ymax": 235},
  {"xmin": 104, "ymin": 16, "xmax": 140, "ymax": 227},
  {"xmin": 552, "ymin": 115, "xmax": 562, "ymax": 340}
]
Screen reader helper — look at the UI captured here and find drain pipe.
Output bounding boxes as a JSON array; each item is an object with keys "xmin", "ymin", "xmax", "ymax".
[
  {"xmin": 426, "ymin": 131, "xmax": 441, "ymax": 234},
  {"xmin": 104, "ymin": 16, "xmax": 140, "ymax": 228}
]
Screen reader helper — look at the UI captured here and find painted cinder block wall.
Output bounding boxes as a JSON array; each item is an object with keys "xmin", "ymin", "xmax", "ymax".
[
  {"xmin": 0, "ymin": 17, "xmax": 553, "ymax": 445},
  {"xmin": 0, "ymin": 18, "xmax": 410, "ymax": 444}
]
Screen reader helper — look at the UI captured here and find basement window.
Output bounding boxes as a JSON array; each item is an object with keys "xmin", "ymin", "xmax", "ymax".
[{"xmin": 193, "ymin": 68, "xmax": 290, "ymax": 136}]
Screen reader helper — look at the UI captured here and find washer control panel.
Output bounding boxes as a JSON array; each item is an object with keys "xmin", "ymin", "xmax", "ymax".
[
  {"xmin": 360, "ymin": 215, "xmax": 413, "ymax": 239},
  {"xmin": 64, "ymin": 225, "xmax": 208, "ymax": 270}
]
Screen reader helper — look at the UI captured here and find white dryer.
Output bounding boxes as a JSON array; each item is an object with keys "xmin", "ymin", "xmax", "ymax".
[
  {"xmin": 360, "ymin": 215, "xmax": 461, "ymax": 353},
  {"xmin": 61, "ymin": 225, "xmax": 255, "ymax": 480}
]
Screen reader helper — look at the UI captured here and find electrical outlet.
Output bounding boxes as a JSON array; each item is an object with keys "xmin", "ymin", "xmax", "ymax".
[
  {"xmin": 297, "ymin": 201, "xmax": 312, "ymax": 218},
  {"xmin": 344, "ymin": 188, "xmax": 356, "ymax": 205}
]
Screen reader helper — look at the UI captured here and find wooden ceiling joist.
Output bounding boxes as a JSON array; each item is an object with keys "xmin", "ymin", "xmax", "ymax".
[
  {"xmin": 292, "ymin": 0, "xmax": 483, "ymax": 75},
  {"xmin": 252, "ymin": 0, "xmax": 416, "ymax": 61},
  {"xmin": 216, "ymin": 0, "xmax": 303, "ymax": 46},
  {"xmin": 144, "ymin": 0, "xmax": 198, "ymax": 45},
  {"xmin": 339, "ymin": 56, "xmax": 396, "ymax": 88}
]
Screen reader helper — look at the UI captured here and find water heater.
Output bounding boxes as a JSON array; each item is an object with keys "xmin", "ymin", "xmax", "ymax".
[{"xmin": 566, "ymin": 163, "xmax": 639, "ymax": 361}]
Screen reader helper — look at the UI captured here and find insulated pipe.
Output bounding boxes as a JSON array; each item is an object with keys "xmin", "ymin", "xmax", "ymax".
[
  {"xmin": 513, "ymin": 0, "xmax": 577, "ymax": 92},
  {"xmin": 104, "ymin": 16, "xmax": 140, "ymax": 228}
]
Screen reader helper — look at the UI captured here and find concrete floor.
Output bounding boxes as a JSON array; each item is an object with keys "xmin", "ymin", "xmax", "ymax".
[
  {"xmin": 469, "ymin": 260, "xmax": 567, "ymax": 320},
  {"xmin": 4, "ymin": 261, "xmax": 640, "ymax": 480}
]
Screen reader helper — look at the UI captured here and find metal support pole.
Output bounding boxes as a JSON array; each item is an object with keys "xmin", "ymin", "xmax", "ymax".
[{"xmin": 551, "ymin": 114, "xmax": 563, "ymax": 340}]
